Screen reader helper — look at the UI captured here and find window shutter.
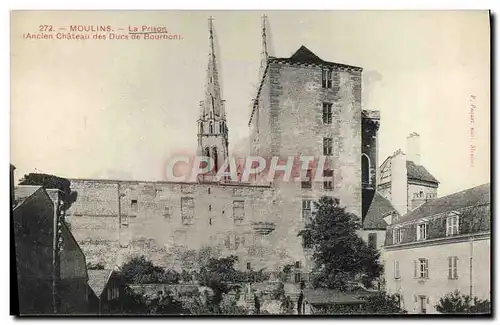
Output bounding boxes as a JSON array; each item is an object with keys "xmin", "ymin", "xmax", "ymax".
[
  {"xmin": 413, "ymin": 260, "xmax": 417, "ymax": 278},
  {"xmin": 448, "ymin": 257, "xmax": 452, "ymax": 279}
]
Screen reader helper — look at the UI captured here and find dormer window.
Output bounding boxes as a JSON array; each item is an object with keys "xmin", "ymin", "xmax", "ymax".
[
  {"xmin": 416, "ymin": 223, "xmax": 427, "ymax": 241},
  {"xmin": 446, "ymin": 213, "xmax": 460, "ymax": 236}
]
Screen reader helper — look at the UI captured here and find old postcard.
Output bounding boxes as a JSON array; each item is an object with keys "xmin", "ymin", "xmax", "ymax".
[{"xmin": 10, "ymin": 10, "xmax": 491, "ymax": 316}]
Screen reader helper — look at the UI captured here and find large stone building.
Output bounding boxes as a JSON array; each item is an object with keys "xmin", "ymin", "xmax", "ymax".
[
  {"xmin": 64, "ymin": 18, "xmax": 383, "ymax": 275},
  {"xmin": 382, "ymin": 183, "xmax": 491, "ymax": 314}
]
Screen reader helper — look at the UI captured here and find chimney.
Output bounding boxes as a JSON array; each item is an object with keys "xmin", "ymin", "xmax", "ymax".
[
  {"xmin": 407, "ymin": 132, "xmax": 421, "ymax": 165},
  {"xmin": 390, "ymin": 149, "xmax": 408, "ymax": 216}
]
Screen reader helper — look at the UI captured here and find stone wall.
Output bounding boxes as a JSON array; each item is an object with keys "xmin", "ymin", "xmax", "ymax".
[{"xmin": 67, "ymin": 179, "xmax": 310, "ymax": 272}]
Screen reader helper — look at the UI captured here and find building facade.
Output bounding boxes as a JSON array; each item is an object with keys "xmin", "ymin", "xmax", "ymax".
[
  {"xmin": 13, "ymin": 185, "xmax": 88, "ymax": 314},
  {"xmin": 382, "ymin": 183, "xmax": 491, "ymax": 314},
  {"xmin": 63, "ymin": 18, "xmax": 384, "ymax": 277},
  {"xmin": 377, "ymin": 132, "xmax": 439, "ymax": 216}
]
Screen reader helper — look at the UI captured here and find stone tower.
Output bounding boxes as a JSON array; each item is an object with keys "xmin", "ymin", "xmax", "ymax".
[{"xmin": 197, "ymin": 17, "xmax": 229, "ymax": 182}]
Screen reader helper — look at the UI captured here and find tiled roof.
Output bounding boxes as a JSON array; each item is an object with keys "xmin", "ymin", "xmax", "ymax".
[
  {"xmin": 88, "ymin": 269, "xmax": 113, "ymax": 297},
  {"xmin": 406, "ymin": 160, "xmax": 439, "ymax": 184},
  {"xmin": 363, "ymin": 192, "xmax": 398, "ymax": 230},
  {"xmin": 303, "ymin": 288, "xmax": 377, "ymax": 305},
  {"xmin": 271, "ymin": 45, "xmax": 362, "ymax": 70},
  {"xmin": 13, "ymin": 185, "xmax": 43, "ymax": 209},
  {"xmin": 399, "ymin": 183, "xmax": 490, "ymax": 223}
]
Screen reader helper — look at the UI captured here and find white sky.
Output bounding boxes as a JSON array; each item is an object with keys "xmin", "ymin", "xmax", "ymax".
[{"xmin": 10, "ymin": 10, "xmax": 490, "ymax": 196}]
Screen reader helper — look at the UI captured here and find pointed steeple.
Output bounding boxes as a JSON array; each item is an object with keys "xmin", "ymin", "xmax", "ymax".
[
  {"xmin": 202, "ymin": 16, "xmax": 225, "ymax": 119},
  {"xmin": 260, "ymin": 14, "xmax": 269, "ymax": 71}
]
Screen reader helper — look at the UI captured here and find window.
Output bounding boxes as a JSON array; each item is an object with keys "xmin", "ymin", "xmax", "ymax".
[
  {"xmin": 415, "ymin": 258, "xmax": 428, "ymax": 279},
  {"xmin": 294, "ymin": 272, "xmax": 302, "ymax": 283},
  {"xmin": 322, "ymin": 103, "xmax": 332, "ymax": 124},
  {"xmin": 323, "ymin": 138, "xmax": 333, "ymax": 156},
  {"xmin": 209, "ymin": 121, "xmax": 213, "ymax": 134},
  {"xmin": 394, "ymin": 260, "xmax": 400, "ymax": 279},
  {"xmin": 247, "ymin": 262, "xmax": 251, "ymax": 270},
  {"xmin": 131, "ymin": 199, "xmax": 138, "ymax": 212},
  {"xmin": 446, "ymin": 215, "xmax": 459, "ymax": 236},
  {"xmin": 301, "ymin": 169, "xmax": 312, "ymax": 189},
  {"xmin": 295, "ymin": 261, "xmax": 301, "ymax": 269},
  {"xmin": 448, "ymin": 256, "xmax": 458, "ymax": 279},
  {"xmin": 323, "ymin": 169, "xmax": 333, "ymax": 191},
  {"xmin": 204, "ymin": 147, "xmax": 211, "ymax": 171},
  {"xmin": 368, "ymin": 233, "xmax": 377, "ymax": 249},
  {"xmin": 181, "ymin": 197, "xmax": 194, "ymax": 225},
  {"xmin": 212, "ymin": 147, "xmax": 218, "ymax": 172},
  {"xmin": 419, "ymin": 295, "xmax": 427, "ymax": 314},
  {"xmin": 163, "ymin": 207, "xmax": 171, "ymax": 219},
  {"xmin": 209, "ymin": 218, "xmax": 213, "ymax": 225},
  {"xmin": 392, "ymin": 228, "xmax": 402, "ymax": 244},
  {"xmin": 208, "ymin": 187, "xmax": 211, "ymax": 194},
  {"xmin": 322, "ymin": 68, "xmax": 333, "ymax": 89},
  {"xmin": 235, "ymin": 234, "xmax": 245, "ymax": 249},
  {"xmin": 302, "ymin": 200, "xmax": 312, "ymax": 223},
  {"xmin": 417, "ymin": 223, "xmax": 427, "ymax": 241},
  {"xmin": 208, "ymin": 204, "xmax": 212, "ymax": 211},
  {"xmin": 233, "ymin": 200, "xmax": 245, "ymax": 225},
  {"xmin": 107, "ymin": 288, "xmax": 112, "ymax": 300},
  {"xmin": 362, "ymin": 155, "xmax": 370, "ymax": 184}
]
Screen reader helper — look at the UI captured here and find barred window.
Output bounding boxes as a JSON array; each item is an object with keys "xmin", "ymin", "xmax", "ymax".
[
  {"xmin": 301, "ymin": 169, "xmax": 312, "ymax": 189},
  {"xmin": 233, "ymin": 200, "xmax": 245, "ymax": 225},
  {"xmin": 302, "ymin": 200, "xmax": 312, "ymax": 223},
  {"xmin": 322, "ymin": 68, "xmax": 333, "ymax": 89},
  {"xmin": 181, "ymin": 197, "xmax": 194, "ymax": 225},
  {"xmin": 322, "ymin": 102, "xmax": 333, "ymax": 124},
  {"xmin": 323, "ymin": 169, "xmax": 333, "ymax": 191},
  {"xmin": 323, "ymin": 138, "xmax": 333, "ymax": 156}
]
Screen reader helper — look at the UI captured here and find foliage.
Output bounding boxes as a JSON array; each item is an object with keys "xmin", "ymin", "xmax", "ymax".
[
  {"xmin": 19, "ymin": 173, "xmax": 78, "ymax": 211},
  {"xmin": 148, "ymin": 290, "xmax": 188, "ymax": 315},
  {"xmin": 86, "ymin": 262, "xmax": 105, "ymax": 270},
  {"xmin": 435, "ymin": 290, "xmax": 491, "ymax": 314},
  {"xmin": 280, "ymin": 295, "xmax": 295, "ymax": 315},
  {"xmin": 121, "ymin": 287, "xmax": 149, "ymax": 314},
  {"xmin": 317, "ymin": 292, "xmax": 406, "ymax": 315},
  {"xmin": 271, "ymin": 282, "xmax": 286, "ymax": 300},
  {"xmin": 298, "ymin": 197, "xmax": 383, "ymax": 290},
  {"xmin": 196, "ymin": 255, "xmax": 242, "ymax": 313},
  {"xmin": 181, "ymin": 269, "xmax": 193, "ymax": 283},
  {"xmin": 362, "ymin": 292, "xmax": 407, "ymax": 314},
  {"xmin": 121, "ymin": 255, "xmax": 180, "ymax": 284}
]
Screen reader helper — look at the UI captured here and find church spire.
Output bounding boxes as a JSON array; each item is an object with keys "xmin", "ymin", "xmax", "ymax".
[
  {"xmin": 202, "ymin": 16, "xmax": 225, "ymax": 119},
  {"xmin": 260, "ymin": 14, "xmax": 269, "ymax": 71}
]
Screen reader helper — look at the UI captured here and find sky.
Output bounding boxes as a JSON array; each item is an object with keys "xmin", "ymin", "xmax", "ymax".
[{"xmin": 11, "ymin": 10, "xmax": 490, "ymax": 196}]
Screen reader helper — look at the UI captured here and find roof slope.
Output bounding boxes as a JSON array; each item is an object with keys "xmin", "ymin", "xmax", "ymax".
[
  {"xmin": 13, "ymin": 185, "xmax": 43, "ymax": 209},
  {"xmin": 406, "ymin": 160, "xmax": 439, "ymax": 184},
  {"xmin": 272, "ymin": 45, "xmax": 362, "ymax": 70},
  {"xmin": 363, "ymin": 192, "xmax": 398, "ymax": 230},
  {"xmin": 88, "ymin": 269, "xmax": 113, "ymax": 297},
  {"xmin": 400, "ymin": 183, "xmax": 490, "ymax": 223}
]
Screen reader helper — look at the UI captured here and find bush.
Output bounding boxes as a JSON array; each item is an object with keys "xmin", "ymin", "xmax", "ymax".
[{"xmin": 435, "ymin": 290, "xmax": 491, "ymax": 314}]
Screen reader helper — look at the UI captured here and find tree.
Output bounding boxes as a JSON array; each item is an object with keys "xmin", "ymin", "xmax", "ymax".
[
  {"xmin": 435, "ymin": 290, "xmax": 491, "ymax": 314},
  {"xmin": 120, "ymin": 255, "xmax": 179, "ymax": 284},
  {"xmin": 298, "ymin": 197, "xmax": 383, "ymax": 291},
  {"xmin": 19, "ymin": 173, "xmax": 78, "ymax": 211},
  {"xmin": 280, "ymin": 295, "xmax": 295, "ymax": 314},
  {"xmin": 197, "ymin": 255, "xmax": 242, "ymax": 313}
]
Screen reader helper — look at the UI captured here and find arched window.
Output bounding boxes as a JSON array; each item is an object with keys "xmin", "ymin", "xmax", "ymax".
[
  {"xmin": 209, "ymin": 121, "xmax": 213, "ymax": 134},
  {"xmin": 362, "ymin": 154, "xmax": 370, "ymax": 184},
  {"xmin": 204, "ymin": 147, "xmax": 211, "ymax": 170},
  {"xmin": 212, "ymin": 147, "xmax": 218, "ymax": 173}
]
